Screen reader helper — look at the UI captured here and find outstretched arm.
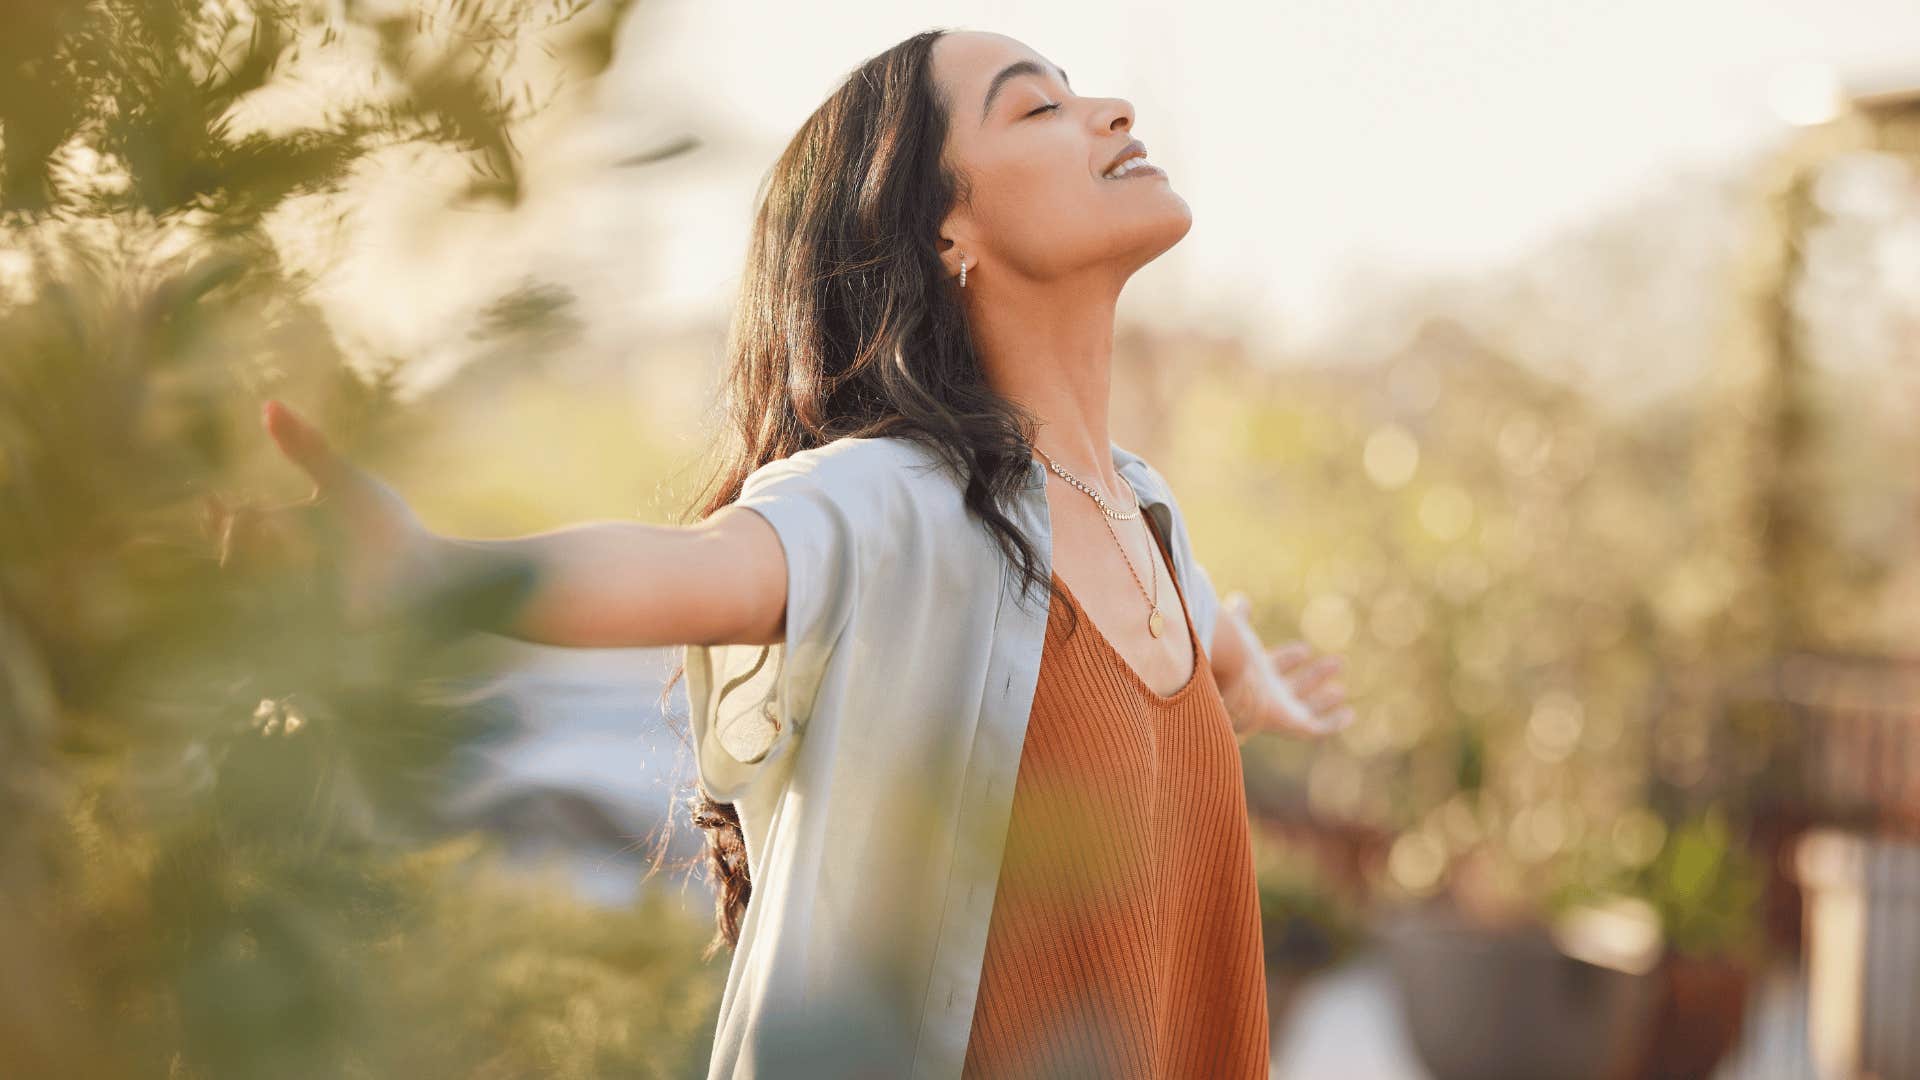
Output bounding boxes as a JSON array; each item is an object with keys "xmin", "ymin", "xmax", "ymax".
[
  {"xmin": 1209, "ymin": 590, "xmax": 1353, "ymax": 743},
  {"xmin": 429, "ymin": 504, "xmax": 790, "ymax": 648},
  {"xmin": 237, "ymin": 399, "xmax": 792, "ymax": 650}
]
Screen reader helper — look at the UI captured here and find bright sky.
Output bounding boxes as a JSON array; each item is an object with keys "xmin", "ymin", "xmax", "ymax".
[
  {"xmin": 592, "ymin": 0, "xmax": 1918, "ymax": 346},
  {"xmin": 322, "ymin": 0, "xmax": 1920, "ymax": 380}
]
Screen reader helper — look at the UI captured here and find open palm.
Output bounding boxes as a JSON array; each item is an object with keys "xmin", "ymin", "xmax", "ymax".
[
  {"xmin": 204, "ymin": 400, "xmax": 437, "ymax": 630},
  {"xmin": 1215, "ymin": 592, "xmax": 1355, "ymax": 743}
]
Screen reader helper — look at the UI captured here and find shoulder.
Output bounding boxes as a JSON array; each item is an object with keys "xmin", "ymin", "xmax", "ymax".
[
  {"xmin": 740, "ymin": 434, "xmax": 961, "ymax": 519},
  {"xmin": 1114, "ymin": 444, "xmax": 1206, "ymax": 577},
  {"xmin": 763, "ymin": 433, "xmax": 945, "ymax": 480},
  {"xmin": 1112, "ymin": 441, "xmax": 1181, "ymax": 516}
]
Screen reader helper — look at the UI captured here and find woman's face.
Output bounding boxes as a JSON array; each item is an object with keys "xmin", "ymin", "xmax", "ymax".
[{"xmin": 931, "ymin": 31, "xmax": 1191, "ymax": 289}]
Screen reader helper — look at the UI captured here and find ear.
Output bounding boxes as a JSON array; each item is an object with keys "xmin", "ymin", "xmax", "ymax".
[
  {"xmin": 936, "ymin": 208, "xmax": 978, "ymax": 282},
  {"xmin": 935, "ymin": 236, "xmax": 974, "ymax": 282}
]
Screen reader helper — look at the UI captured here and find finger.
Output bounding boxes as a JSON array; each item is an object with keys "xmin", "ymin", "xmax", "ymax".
[
  {"xmin": 1267, "ymin": 684, "xmax": 1316, "ymax": 733},
  {"xmin": 263, "ymin": 399, "xmax": 345, "ymax": 490},
  {"xmin": 1304, "ymin": 682, "xmax": 1347, "ymax": 715},
  {"xmin": 1291, "ymin": 655, "xmax": 1344, "ymax": 692},
  {"xmin": 1268, "ymin": 639, "xmax": 1313, "ymax": 672},
  {"xmin": 1314, "ymin": 705, "xmax": 1356, "ymax": 734}
]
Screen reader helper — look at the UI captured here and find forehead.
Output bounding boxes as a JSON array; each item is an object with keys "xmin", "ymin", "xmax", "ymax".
[{"xmin": 931, "ymin": 31, "xmax": 1061, "ymax": 102}]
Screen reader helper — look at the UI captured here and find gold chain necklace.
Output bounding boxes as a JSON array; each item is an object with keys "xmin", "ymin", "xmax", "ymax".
[
  {"xmin": 1035, "ymin": 447, "xmax": 1166, "ymax": 638},
  {"xmin": 1036, "ymin": 447, "xmax": 1141, "ymax": 518}
]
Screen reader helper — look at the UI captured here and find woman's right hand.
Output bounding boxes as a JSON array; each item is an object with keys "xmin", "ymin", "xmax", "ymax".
[{"xmin": 206, "ymin": 399, "xmax": 441, "ymax": 630}]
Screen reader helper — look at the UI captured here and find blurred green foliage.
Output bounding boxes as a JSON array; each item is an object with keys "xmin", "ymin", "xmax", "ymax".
[
  {"xmin": 1157, "ymin": 336, "xmax": 1699, "ymax": 915},
  {"xmin": 1251, "ymin": 830, "xmax": 1363, "ymax": 976},
  {"xmin": 1628, "ymin": 807, "xmax": 1767, "ymax": 962},
  {"xmin": 1130, "ymin": 263, "xmax": 1904, "ymax": 957},
  {"xmin": 0, "ymin": 1, "xmax": 720, "ymax": 1076}
]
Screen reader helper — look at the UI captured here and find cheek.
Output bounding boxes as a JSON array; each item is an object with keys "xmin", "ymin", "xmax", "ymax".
[{"xmin": 975, "ymin": 158, "xmax": 1106, "ymax": 269}]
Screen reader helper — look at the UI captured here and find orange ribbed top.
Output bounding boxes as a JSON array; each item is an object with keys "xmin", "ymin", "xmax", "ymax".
[{"xmin": 961, "ymin": 521, "xmax": 1269, "ymax": 1079}]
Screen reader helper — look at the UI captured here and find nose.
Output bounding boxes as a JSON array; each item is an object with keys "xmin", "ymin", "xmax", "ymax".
[{"xmin": 1100, "ymin": 97, "xmax": 1135, "ymax": 133}]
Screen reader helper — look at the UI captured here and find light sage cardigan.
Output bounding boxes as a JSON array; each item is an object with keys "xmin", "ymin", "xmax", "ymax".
[{"xmin": 682, "ymin": 434, "xmax": 1223, "ymax": 1079}]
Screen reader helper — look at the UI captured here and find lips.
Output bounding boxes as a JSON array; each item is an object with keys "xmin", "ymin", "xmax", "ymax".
[{"xmin": 1102, "ymin": 138, "xmax": 1148, "ymax": 177}]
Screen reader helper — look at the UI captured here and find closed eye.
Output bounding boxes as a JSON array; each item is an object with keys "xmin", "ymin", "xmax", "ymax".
[{"xmin": 1026, "ymin": 101, "xmax": 1061, "ymax": 117}]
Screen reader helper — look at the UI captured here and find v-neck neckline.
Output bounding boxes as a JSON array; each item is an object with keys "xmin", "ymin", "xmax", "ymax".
[{"xmin": 1047, "ymin": 513, "xmax": 1203, "ymax": 704}]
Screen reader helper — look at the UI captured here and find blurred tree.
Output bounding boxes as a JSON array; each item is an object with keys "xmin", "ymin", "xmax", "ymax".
[{"xmin": 0, "ymin": 1, "xmax": 719, "ymax": 1076}]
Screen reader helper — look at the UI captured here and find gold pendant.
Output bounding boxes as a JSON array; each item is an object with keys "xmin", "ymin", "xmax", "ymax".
[{"xmin": 1148, "ymin": 607, "xmax": 1165, "ymax": 638}]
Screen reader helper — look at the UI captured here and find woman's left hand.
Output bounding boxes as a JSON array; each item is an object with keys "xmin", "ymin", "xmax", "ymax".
[{"xmin": 1214, "ymin": 592, "xmax": 1354, "ymax": 743}]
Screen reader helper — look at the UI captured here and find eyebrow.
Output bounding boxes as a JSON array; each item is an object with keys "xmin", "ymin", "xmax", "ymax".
[{"xmin": 980, "ymin": 59, "xmax": 1072, "ymax": 124}]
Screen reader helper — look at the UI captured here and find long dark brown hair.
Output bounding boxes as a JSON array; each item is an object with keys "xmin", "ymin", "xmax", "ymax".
[{"xmin": 644, "ymin": 28, "xmax": 1080, "ymax": 961}]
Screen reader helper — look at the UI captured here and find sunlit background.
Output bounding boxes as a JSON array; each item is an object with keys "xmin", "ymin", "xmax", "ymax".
[{"xmin": 4, "ymin": 0, "xmax": 1920, "ymax": 1077}]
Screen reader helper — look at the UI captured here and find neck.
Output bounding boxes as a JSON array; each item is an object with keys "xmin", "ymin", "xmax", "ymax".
[{"xmin": 969, "ymin": 268, "xmax": 1126, "ymax": 496}]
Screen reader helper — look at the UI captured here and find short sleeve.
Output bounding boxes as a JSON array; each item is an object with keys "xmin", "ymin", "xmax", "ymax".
[{"xmin": 683, "ymin": 453, "xmax": 865, "ymax": 803}]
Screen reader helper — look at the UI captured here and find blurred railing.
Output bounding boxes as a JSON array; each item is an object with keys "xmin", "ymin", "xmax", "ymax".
[
  {"xmin": 1718, "ymin": 652, "xmax": 1920, "ymax": 1080},
  {"xmin": 1771, "ymin": 653, "xmax": 1920, "ymax": 839}
]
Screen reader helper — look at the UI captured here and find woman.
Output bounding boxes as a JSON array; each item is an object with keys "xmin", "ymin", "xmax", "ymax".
[{"xmin": 234, "ymin": 27, "xmax": 1353, "ymax": 1080}]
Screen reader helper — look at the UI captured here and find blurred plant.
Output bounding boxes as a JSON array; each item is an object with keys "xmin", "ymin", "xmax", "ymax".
[
  {"xmin": 1160, "ymin": 326, "xmax": 1691, "ymax": 927},
  {"xmin": 0, "ymin": 0, "xmax": 718, "ymax": 1075},
  {"xmin": 1627, "ymin": 807, "xmax": 1766, "ymax": 963},
  {"xmin": 1250, "ymin": 826, "xmax": 1368, "ymax": 1046},
  {"xmin": 1252, "ymin": 830, "xmax": 1365, "ymax": 976},
  {"xmin": 0, "ymin": 0, "xmax": 653, "ymax": 220},
  {"xmin": 1139, "ymin": 198, "xmax": 1911, "ymax": 931}
]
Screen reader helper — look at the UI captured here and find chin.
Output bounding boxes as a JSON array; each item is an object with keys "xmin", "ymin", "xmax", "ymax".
[{"xmin": 1141, "ymin": 199, "xmax": 1194, "ymax": 257}]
